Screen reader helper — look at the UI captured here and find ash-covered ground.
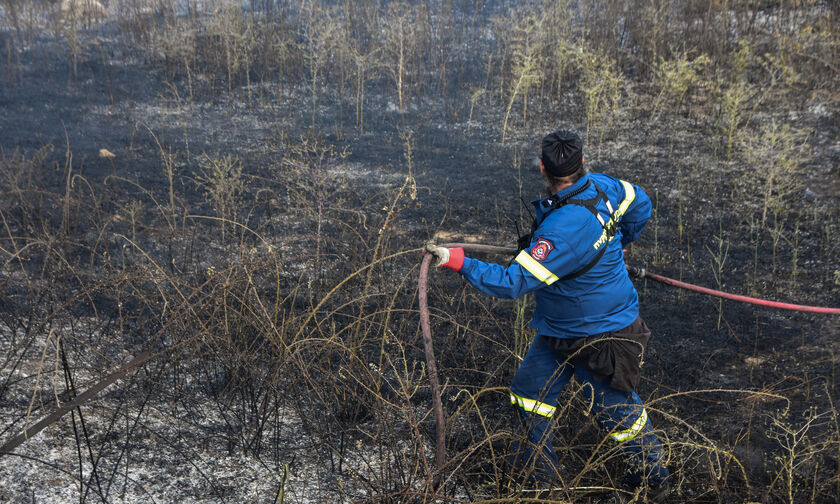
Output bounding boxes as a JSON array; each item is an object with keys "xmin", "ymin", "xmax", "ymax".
[{"xmin": 1, "ymin": 2, "xmax": 839, "ymax": 503}]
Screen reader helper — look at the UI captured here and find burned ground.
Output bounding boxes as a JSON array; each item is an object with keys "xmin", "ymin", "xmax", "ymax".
[{"xmin": 1, "ymin": 1, "xmax": 839, "ymax": 503}]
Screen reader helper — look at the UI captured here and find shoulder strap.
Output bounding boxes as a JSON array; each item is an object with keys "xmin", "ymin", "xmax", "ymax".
[
  {"xmin": 566, "ymin": 185, "xmax": 611, "ymax": 228},
  {"xmin": 559, "ymin": 182, "xmax": 622, "ymax": 281},
  {"xmin": 516, "ymin": 179, "xmax": 630, "ymax": 281},
  {"xmin": 549, "ymin": 179, "xmax": 592, "ymax": 210},
  {"xmin": 559, "ymin": 242, "xmax": 607, "ymax": 281},
  {"xmin": 515, "ymin": 180, "xmax": 593, "ymax": 255}
]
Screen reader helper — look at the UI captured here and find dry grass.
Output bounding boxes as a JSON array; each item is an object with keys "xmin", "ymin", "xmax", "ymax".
[{"xmin": 0, "ymin": 1, "xmax": 838, "ymax": 502}]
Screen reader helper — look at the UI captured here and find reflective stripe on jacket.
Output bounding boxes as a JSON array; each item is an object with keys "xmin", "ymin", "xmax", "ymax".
[{"xmin": 458, "ymin": 172, "xmax": 651, "ymax": 338}]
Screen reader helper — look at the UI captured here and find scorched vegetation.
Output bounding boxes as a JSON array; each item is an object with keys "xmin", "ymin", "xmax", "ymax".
[{"xmin": 0, "ymin": 0, "xmax": 838, "ymax": 502}]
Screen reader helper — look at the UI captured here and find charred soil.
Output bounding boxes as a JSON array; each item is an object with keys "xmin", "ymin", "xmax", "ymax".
[{"xmin": 1, "ymin": 2, "xmax": 839, "ymax": 503}]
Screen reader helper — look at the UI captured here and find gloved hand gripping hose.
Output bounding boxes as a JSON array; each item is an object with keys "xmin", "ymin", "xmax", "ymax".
[{"xmin": 419, "ymin": 243, "xmax": 516, "ymax": 478}]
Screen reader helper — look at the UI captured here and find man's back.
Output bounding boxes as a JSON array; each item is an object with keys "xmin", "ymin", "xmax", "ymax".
[{"xmin": 528, "ymin": 172, "xmax": 652, "ymax": 338}]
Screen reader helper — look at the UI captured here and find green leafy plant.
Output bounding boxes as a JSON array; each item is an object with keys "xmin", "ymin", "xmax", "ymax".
[
  {"xmin": 720, "ymin": 40, "xmax": 763, "ymax": 163},
  {"xmin": 580, "ymin": 49, "xmax": 624, "ymax": 158},
  {"xmin": 499, "ymin": 13, "xmax": 544, "ymax": 144},
  {"xmin": 767, "ymin": 207, "xmax": 786, "ymax": 276},
  {"xmin": 741, "ymin": 120, "xmax": 811, "ymax": 225},
  {"xmin": 705, "ymin": 223, "xmax": 730, "ymax": 330},
  {"xmin": 650, "ymin": 52, "xmax": 711, "ymax": 120}
]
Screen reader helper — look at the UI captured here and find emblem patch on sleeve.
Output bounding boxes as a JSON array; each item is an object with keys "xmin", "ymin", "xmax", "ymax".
[{"xmin": 530, "ymin": 238, "xmax": 554, "ymax": 261}]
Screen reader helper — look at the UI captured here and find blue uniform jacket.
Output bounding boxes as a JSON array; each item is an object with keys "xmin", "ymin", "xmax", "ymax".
[{"xmin": 459, "ymin": 173, "xmax": 651, "ymax": 338}]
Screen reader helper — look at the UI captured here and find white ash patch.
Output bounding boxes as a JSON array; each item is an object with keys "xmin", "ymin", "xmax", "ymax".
[{"xmin": 2, "ymin": 338, "xmax": 441, "ymax": 504}]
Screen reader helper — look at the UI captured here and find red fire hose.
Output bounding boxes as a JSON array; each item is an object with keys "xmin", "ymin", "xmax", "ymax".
[
  {"xmin": 626, "ymin": 266, "xmax": 840, "ymax": 314},
  {"xmin": 418, "ymin": 243, "xmax": 516, "ymax": 479}
]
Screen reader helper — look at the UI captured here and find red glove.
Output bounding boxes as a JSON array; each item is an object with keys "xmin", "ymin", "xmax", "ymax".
[{"xmin": 424, "ymin": 243, "xmax": 465, "ymax": 272}]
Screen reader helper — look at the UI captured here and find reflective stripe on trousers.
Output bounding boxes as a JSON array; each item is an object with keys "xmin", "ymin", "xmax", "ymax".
[
  {"xmin": 610, "ymin": 407, "xmax": 648, "ymax": 442},
  {"xmin": 510, "ymin": 391, "xmax": 556, "ymax": 417}
]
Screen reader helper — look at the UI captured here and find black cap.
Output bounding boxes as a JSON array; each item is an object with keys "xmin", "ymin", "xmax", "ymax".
[{"xmin": 541, "ymin": 130, "xmax": 583, "ymax": 177}]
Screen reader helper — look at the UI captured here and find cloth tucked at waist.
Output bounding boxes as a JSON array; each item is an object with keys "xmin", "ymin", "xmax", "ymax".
[{"xmin": 548, "ymin": 316, "xmax": 651, "ymax": 392}]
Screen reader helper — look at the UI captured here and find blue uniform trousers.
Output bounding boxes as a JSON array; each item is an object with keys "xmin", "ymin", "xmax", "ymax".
[{"xmin": 509, "ymin": 334, "xmax": 669, "ymax": 487}]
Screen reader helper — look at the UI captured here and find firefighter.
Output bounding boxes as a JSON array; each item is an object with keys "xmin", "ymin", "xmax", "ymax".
[{"xmin": 425, "ymin": 130, "xmax": 670, "ymax": 499}]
